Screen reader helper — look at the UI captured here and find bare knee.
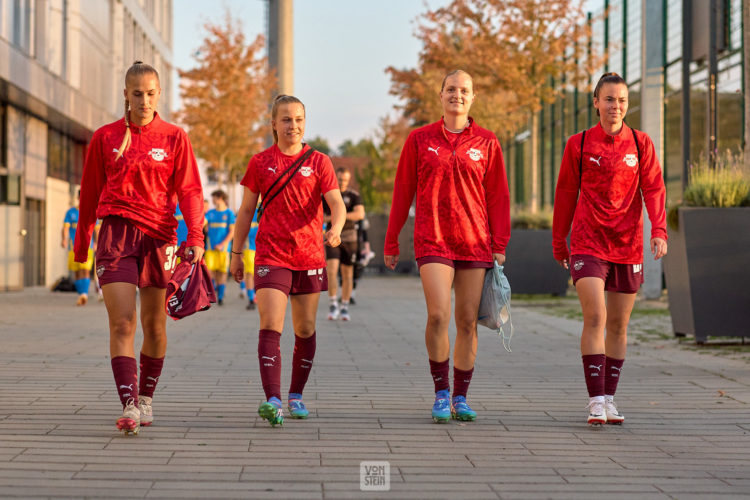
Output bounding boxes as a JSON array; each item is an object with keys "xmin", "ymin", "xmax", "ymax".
[
  {"xmin": 426, "ymin": 309, "xmax": 450, "ymax": 331},
  {"xmin": 606, "ymin": 317, "xmax": 629, "ymax": 338},
  {"xmin": 110, "ymin": 315, "xmax": 137, "ymax": 339},
  {"xmin": 583, "ymin": 308, "xmax": 606, "ymax": 330}
]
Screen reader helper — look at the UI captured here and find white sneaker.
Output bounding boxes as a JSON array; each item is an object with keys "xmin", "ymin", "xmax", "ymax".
[
  {"xmin": 587, "ymin": 399, "xmax": 606, "ymax": 426},
  {"xmin": 117, "ymin": 398, "xmax": 140, "ymax": 435},
  {"xmin": 138, "ymin": 396, "xmax": 153, "ymax": 427},
  {"xmin": 340, "ymin": 306, "xmax": 351, "ymax": 321},
  {"xmin": 327, "ymin": 303, "xmax": 339, "ymax": 320},
  {"xmin": 604, "ymin": 397, "xmax": 624, "ymax": 424}
]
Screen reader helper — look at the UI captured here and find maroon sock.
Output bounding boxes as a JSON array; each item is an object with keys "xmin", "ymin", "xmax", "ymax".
[
  {"xmin": 452, "ymin": 366, "xmax": 474, "ymax": 399},
  {"xmin": 111, "ymin": 356, "xmax": 139, "ymax": 407},
  {"xmin": 289, "ymin": 332, "xmax": 316, "ymax": 396},
  {"xmin": 604, "ymin": 356, "xmax": 625, "ymax": 396},
  {"xmin": 429, "ymin": 358, "xmax": 450, "ymax": 393},
  {"xmin": 582, "ymin": 354, "xmax": 606, "ymax": 398},
  {"xmin": 139, "ymin": 352, "xmax": 164, "ymax": 399},
  {"xmin": 258, "ymin": 329, "xmax": 282, "ymax": 401}
]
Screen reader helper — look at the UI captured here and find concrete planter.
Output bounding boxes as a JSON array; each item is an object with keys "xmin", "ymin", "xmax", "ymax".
[
  {"xmin": 504, "ymin": 229, "xmax": 569, "ymax": 295},
  {"xmin": 663, "ymin": 207, "xmax": 750, "ymax": 342}
]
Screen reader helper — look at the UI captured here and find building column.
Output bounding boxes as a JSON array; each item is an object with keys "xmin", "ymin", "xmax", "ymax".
[
  {"xmin": 640, "ymin": 0, "xmax": 664, "ymax": 300},
  {"xmin": 268, "ymin": 0, "xmax": 293, "ymax": 95}
]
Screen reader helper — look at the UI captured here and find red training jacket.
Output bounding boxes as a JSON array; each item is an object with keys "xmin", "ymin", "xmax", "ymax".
[
  {"xmin": 552, "ymin": 122, "xmax": 667, "ymax": 264},
  {"xmin": 385, "ymin": 117, "xmax": 511, "ymax": 261},
  {"xmin": 74, "ymin": 113, "xmax": 204, "ymax": 262}
]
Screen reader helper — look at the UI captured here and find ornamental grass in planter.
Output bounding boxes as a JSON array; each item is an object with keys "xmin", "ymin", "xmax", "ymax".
[{"xmin": 664, "ymin": 150, "xmax": 750, "ymax": 342}]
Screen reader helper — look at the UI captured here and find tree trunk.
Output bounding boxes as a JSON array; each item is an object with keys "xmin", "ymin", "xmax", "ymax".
[
  {"xmin": 529, "ymin": 112, "xmax": 539, "ymax": 214},
  {"xmin": 744, "ymin": 0, "xmax": 750, "ymax": 170}
]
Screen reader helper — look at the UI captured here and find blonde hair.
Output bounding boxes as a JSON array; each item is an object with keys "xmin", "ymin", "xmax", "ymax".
[
  {"xmin": 270, "ymin": 94, "xmax": 305, "ymax": 144},
  {"xmin": 115, "ymin": 61, "xmax": 160, "ymax": 160},
  {"xmin": 440, "ymin": 69, "xmax": 474, "ymax": 92}
]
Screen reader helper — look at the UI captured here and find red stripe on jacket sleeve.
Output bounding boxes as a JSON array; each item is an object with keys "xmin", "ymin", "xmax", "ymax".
[
  {"xmin": 173, "ymin": 130, "xmax": 205, "ymax": 248},
  {"xmin": 484, "ymin": 138, "xmax": 511, "ymax": 254},
  {"xmin": 552, "ymin": 133, "xmax": 582, "ymax": 261},
  {"xmin": 384, "ymin": 132, "xmax": 418, "ymax": 256},
  {"xmin": 74, "ymin": 132, "xmax": 105, "ymax": 262}
]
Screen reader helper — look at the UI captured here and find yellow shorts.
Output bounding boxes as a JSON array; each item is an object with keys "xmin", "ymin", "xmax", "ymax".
[
  {"xmin": 205, "ymin": 249, "xmax": 229, "ymax": 273},
  {"xmin": 68, "ymin": 249, "xmax": 94, "ymax": 272},
  {"xmin": 243, "ymin": 250, "xmax": 256, "ymax": 274}
]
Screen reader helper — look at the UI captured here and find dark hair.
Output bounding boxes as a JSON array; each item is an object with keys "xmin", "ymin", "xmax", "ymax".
[
  {"xmin": 116, "ymin": 61, "xmax": 161, "ymax": 160},
  {"xmin": 335, "ymin": 167, "xmax": 350, "ymax": 175},
  {"xmin": 440, "ymin": 69, "xmax": 474, "ymax": 92},
  {"xmin": 271, "ymin": 94, "xmax": 305, "ymax": 144},
  {"xmin": 211, "ymin": 190, "xmax": 228, "ymax": 202},
  {"xmin": 593, "ymin": 72, "xmax": 628, "ymax": 116}
]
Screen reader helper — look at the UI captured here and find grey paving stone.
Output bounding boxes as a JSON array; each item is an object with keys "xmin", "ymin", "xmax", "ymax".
[{"xmin": 1, "ymin": 278, "xmax": 749, "ymax": 498}]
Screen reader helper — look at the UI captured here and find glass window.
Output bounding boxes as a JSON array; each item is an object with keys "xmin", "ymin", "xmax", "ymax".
[
  {"xmin": 625, "ymin": 0, "xmax": 641, "ymax": 82},
  {"xmin": 11, "ymin": 0, "xmax": 34, "ymax": 54},
  {"xmin": 664, "ymin": 89, "xmax": 684, "ymax": 206},
  {"xmin": 666, "ymin": 0, "xmax": 682, "ymax": 63},
  {"xmin": 607, "ymin": 0, "xmax": 623, "ymax": 76},
  {"xmin": 0, "ymin": 174, "xmax": 22, "ymax": 205},
  {"xmin": 729, "ymin": 0, "xmax": 741, "ymax": 50},
  {"xmin": 716, "ymin": 64, "xmax": 742, "ymax": 153}
]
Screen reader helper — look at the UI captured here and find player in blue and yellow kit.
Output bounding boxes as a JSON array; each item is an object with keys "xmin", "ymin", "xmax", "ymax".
[
  {"xmin": 62, "ymin": 195, "xmax": 95, "ymax": 306},
  {"xmin": 240, "ymin": 208, "xmax": 259, "ymax": 310},
  {"xmin": 175, "ymin": 204, "xmax": 189, "ymax": 247},
  {"xmin": 204, "ymin": 190, "xmax": 235, "ymax": 305}
]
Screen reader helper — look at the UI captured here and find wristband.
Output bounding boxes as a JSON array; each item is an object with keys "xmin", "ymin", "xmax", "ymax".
[{"xmin": 231, "ymin": 250, "xmax": 242, "ymax": 255}]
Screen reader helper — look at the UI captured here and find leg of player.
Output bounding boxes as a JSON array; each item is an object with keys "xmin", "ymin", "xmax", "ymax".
[
  {"xmin": 451, "ymin": 267, "xmax": 484, "ymax": 421},
  {"xmin": 137, "ymin": 287, "xmax": 168, "ymax": 427},
  {"xmin": 419, "ymin": 262, "xmax": 454, "ymax": 423},
  {"xmin": 577, "ymin": 277, "xmax": 608, "ymax": 426},
  {"xmin": 603, "ymin": 291, "xmax": 636, "ymax": 424},
  {"xmin": 287, "ymin": 293, "xmax": 320, "ymax": 419},
  {"xmin": 214, "ymin": 269, "xmax": 227, "ymax": 305},
  {"xmin": 255, "ymin": 287, "xmax": 288, "ymax": 427},
  {"xmin": 339, "ymin": 263, "xmax": 354, "ymax": 321},
  {"xmin": 75, "ymin": 269, "xmax": 90, "ymax": 306},
  {"xmin": 326, "ymin": 258, "xmax": 340, "ymax": 320},
  {"xmin": 245, "ymin": 272, "xmax": 256, "ymax": 310},
  {"xmin": 103, "ymin": 282, "xmax": 141, "ymax": 435}
]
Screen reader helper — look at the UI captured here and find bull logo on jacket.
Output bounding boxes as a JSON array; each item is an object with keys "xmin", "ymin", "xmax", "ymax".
[
  {"xmin": 300, "ymin": 166, "xmax": 312, "ymax": 177},
  {"xmin": 467, "ymin": 148, "xmax": 483, "ymax": 161},
  {"xmin": 623, "ymin": 154, "xmax": 637, "ymax": 168},
  {"xmin": 149, "ymin": 148, "xmax": 167, "ymax": 161}
]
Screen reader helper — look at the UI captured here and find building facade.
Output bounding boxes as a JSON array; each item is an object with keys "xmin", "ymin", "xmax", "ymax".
[{"xmin": 0, "ymin": 0, "xmax": 172, "ymax": 290}]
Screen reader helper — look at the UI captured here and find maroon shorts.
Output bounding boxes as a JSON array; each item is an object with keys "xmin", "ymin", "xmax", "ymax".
[
  {"xmin": 417, "ymin": 255, "xmax": 493, "ymax": 269},
  {"xmin": 254, "ymin": 264, "xmax": 328, "ymax": 296},
  {"xmin": 95, "ymin": 216, "xmax": 178, "ymax": 288},
  {"xmin": 569, "ymin": 254, "xmax": 643, "ymax": 294}
]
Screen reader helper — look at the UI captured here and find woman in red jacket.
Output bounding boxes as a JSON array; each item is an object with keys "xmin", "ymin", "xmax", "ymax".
[
  {"xmin": 384, "ymin": 70, "xmax": 511, "ymax": 423},
  {"xmin": 230, "ymin": 95, "xmax": 345, "ymax": 427},
  {"xmin": 75, "ymin": 61, "xmax": 205, "ymax": 435},
  {"xmin": 552, "ymin": 72, "xmax": 668, "ymax": 426}
]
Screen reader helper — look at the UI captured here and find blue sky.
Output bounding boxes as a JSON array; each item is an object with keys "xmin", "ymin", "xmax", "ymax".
[{"xmin": 172, "ymin": 0, "xmax": 446, "ymax": 150}]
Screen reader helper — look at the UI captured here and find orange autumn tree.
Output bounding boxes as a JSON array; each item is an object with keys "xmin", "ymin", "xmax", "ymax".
[
  {"xmin": 388, "ymin": 0, "xmax": 600, "ymax": 212},
  {"xmin": 177, "ymin": 12, "xmax": 275, "ymax": 204}
]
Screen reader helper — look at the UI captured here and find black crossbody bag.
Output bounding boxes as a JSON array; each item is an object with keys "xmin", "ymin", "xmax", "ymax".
[{"xmin": 256, "ymin": 148, "xmax": 315, "ymax": 222}]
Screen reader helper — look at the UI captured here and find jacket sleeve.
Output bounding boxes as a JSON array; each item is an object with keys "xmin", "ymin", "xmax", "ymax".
[
  {"xmin": 484, "ymin": 138, "xmax": 511, "ymax": 254},
  {"xmin": 74, "ymin": 132, "xmax": 105, "ymax": 262},
  {"xmin": 384, "ymin": 132, "xmax": 418, "ymax": 256},
  {"xmin": 638, "ymin": 132, "xmax": 668, "ymax": 241},
  {"xmin": 552, "ymin": 133, "xmax": 582, "ymax": 261},
  {"xmin": 173, "ymin": 130, "xmax": 205, "ymax": 248}
]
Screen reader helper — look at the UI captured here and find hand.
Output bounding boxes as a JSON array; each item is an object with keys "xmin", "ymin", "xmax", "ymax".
[
  {"xmin": 384, "ymin": 254, "xmax": 399, "ymax": 270},
  {"xmin": 186, "ymin": 245, "xmax": 204, "ymax": 265},
  {"xmin": 493, "ymin": 253, "xmax": 505, "ymax": 266},
  {"xmin": 556, "ymin": 258, "xmax": 569, "ymax": 270},
  {"xmin": 651, "ymin": 237, "xmax": 668, "ymax": 260},
  {"xmin": 229, "ymin": 252, "xmax": 245, "ymax": 283},
  {"xmin": 61, "ymin": 240, "xmax": 67, "ymax": 249},
  {"xmin": 324, "ymin": 229, "xmax": 341, "ymax": 247},
  {"xmin": 216, "ymin": 243, "xmax": 226, "ymax": 252}
]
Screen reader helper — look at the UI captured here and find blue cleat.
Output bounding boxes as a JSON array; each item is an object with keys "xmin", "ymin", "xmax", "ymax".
[
  {"xmin": 432, "ymin": 389, "xmax": 451, "ymax": 423},
  {"xmin": 287, "ymin": 393, "xmax": 309, "ymax": 419},
  {"xmin": 451, "ymin": 395, "xmax": 477, "ymax": 421},
  {"xmin": 258, "ymin": 397, "xmax": 284, "ymax": 427}
]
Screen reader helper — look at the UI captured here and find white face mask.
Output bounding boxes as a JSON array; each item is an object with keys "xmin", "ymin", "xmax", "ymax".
[{"xmin": 477, "ymin": 263, "xmax": 514, "ymax": 352}]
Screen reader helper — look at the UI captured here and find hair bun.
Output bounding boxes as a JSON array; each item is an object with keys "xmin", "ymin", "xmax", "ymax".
[{"xmin": 133, "ymin": 60, "xmax": 144, "ymax": 65}]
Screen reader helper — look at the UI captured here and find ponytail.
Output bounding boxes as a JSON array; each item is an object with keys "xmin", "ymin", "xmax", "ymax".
[{"xmin": 115, "ymin": 60, "xmax": 160, "ymax": 160}]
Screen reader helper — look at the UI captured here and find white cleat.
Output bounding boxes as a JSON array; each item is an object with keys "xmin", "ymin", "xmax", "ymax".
[
  {"xmin": 117, "ymin": 398, "xmax": 140, "ymax": 435},
  {"xmin": 587, "ymin": 400, "xmax": 607, "ymax": 426},
  {"xmin": 138, "ymin": 396, "xmax": 153, "ymax": 427},
  {"xmin": 327, "ymin": 304, "xmax": 339, "ymax": 321},
  {"xmin": 604, "ymin": 397, "xmax": 624, "ymax": 425}
]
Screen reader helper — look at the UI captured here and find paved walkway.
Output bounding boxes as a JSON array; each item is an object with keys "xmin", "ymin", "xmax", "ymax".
[{"xmin": 1, "ymin": 276, "xmax": 749, "ymax": 499}]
